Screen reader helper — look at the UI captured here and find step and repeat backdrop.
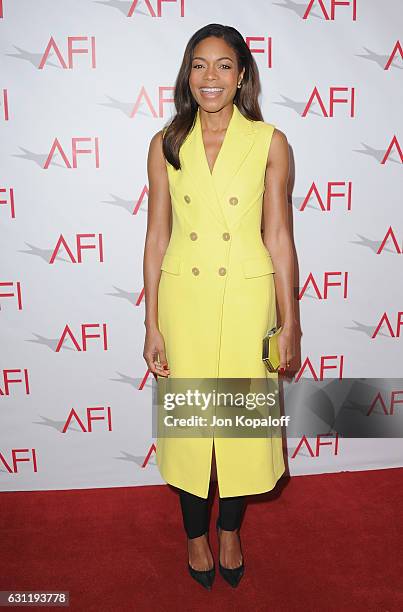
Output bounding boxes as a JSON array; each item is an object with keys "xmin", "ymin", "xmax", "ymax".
[{"xmin": 1, "ymin": 0, "xmax": 402, "ymax": 491}]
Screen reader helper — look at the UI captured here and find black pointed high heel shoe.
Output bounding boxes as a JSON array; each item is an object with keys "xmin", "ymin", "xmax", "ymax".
[
  {"xmin": 187, "ymin": 531, "xmax": 215, "ymax": 590},
  {"xmin": 216, "ymin": 517, "xmax": 245, "ymax": 588}
]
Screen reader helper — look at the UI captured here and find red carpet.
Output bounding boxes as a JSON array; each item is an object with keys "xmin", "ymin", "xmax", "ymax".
[{"xmin": 1, "ymin": 468, "xmax": 402, "ymax": 611}]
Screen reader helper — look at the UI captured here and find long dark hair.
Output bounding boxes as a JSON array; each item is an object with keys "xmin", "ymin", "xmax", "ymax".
[{"xmin": 163, "ymin": 23, "xmax": 263, "ymax": 170}]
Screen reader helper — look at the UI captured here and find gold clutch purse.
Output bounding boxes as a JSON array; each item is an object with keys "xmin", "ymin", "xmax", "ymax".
[{"xmin": 262, "ymin": 326, "xmax": 282, "ymax": 373}]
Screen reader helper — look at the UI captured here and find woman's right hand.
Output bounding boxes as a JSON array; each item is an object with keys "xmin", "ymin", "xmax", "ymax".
[{"xmin": 143, "ymin": 326, "xmax": 170, "ymax": 379}]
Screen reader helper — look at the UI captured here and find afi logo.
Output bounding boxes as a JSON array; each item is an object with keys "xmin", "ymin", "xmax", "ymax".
[
  {"xmin": 44, "ymin": 138, "xmax": 100, "ymax": 169},
  {"xmin": 0, "ymin": 187, "xmax": 15, "ymax": 217},
  {"xmin": 39, "ymin": 36, "xmax": 96, "ymax": 69},
  {"xmin": 62, "ymin": 406, "xmax": 112, "ymax": 432},
  {"xmin": 132, "ymin": 185, "xmax": 149, "ymax": 215},
  {"xmin": 56, "ymin": 324, "xmax": 108, "ymax": 352},
  {"xmin": 301, "ymin": 182, "xmax": 352, "ymax": 211},
  {"xmin": 49, "ymin": 234, "xmax": 104, "ymax": 263},
  {"xmin": 291, "ymin": 434, "xmax": 340, "ymax": 457},
  {"xmin": 0, "ymin": 282, "xmax": 23, "ymax": 310},
  {"xmin": 0, "ymin": 449, "xmax": 38, "ymax": 473},
  {"xmin": 372, "ymin": 313, "xmax": 403, "ymax": 339},
  {"xmin": 128, "ymin": 0, "xmax": 185, "ymax": 17},
  {"xmin": 303, "ymin": 87, "xmax": 355, "ymax": 117},
  {"xmin": 295, "ymin": 356, "xmax": 345, "ymax": 380},
  {"xmin": 0, "ymin": 369, "xmax": 30, "ymax": 396},
  {"xmin": 385, "ymin": 41, "xmax": 403, "ymax": 70},
  {"xmin": 130, "ymin": 86, "xmax": 174, "ymax": 118},
  {"xmin": 299, "ymin": 272, "xmax": 348, "ymax": 299},
  {"xmin": 142, "ymin": 443, "xmax": 157, "ymax": 467},
  {"xmin": 380, "ymin": 137, "xmax": 403, "ymax": 164},
  {"xmin": 367, "ymin": 390, "xmax": 403, "ymax": 416},
  {"xmin": 377, "ymin": 226, "xmax": 403, "ymax": 254},
  {"xmin": 245, "ymin": 37, "xmax": 273, "ymax": 68},
  {"xmin": 303, "ymin": 0, "xmax": 357, "ymax": 20}
]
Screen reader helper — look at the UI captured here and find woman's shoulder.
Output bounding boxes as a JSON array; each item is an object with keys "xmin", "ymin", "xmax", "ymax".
[
  {"xmin": 255, "ymin": 119, "xmax": 288, "ymax": 146},
  {"xmin": 148, "ymin": 129, "xmax": 168, "ymax": 169},
  {"xmin": 150, "ymin": 127, "xmax": 166, "ymax": 144},
  {"xmin": 149, "ymin": 124, "xmax": 173, "ymax": 155},
  {"xmin": 255, "ymin": 118, "xmax": 275, "ymax": 130}
]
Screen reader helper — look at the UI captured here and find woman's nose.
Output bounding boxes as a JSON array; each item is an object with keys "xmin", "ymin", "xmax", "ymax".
[{"xmin": 205, "ymin": 67, "xmax": 218, "ymax": 79}]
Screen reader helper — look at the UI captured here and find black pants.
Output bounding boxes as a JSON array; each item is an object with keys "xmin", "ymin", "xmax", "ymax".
[{"xmin": 179, "ymin": 488, "xmax": 246, "ymax": 539}]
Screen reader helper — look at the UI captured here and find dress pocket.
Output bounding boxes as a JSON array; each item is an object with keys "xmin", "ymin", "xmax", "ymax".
[
  {"xmin": 242, "ymin": 255, "xmax": 274, "ymax": 278},
  {"xmin": 160, "ymin": 253, "xmax": 182, "ymax": 275}
]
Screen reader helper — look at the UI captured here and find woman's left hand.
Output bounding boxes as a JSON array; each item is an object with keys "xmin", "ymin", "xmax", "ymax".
[{"xmin": 278, "ymin": 321, "xmax": 296, "ymax": 373}]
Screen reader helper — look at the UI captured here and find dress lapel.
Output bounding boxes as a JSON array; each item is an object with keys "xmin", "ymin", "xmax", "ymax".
[
  {"xmin": 180, "ymin": 103, "xmax": 258, "ymax": 228},
  {"xmin": 210, "ymin": 104, "xmax": 257, "ymax": 201}
]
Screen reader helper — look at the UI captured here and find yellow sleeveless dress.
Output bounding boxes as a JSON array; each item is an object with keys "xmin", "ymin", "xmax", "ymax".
[{"xmin": 156, "ymin": 103, "xmax": 285, "ymax": 498}]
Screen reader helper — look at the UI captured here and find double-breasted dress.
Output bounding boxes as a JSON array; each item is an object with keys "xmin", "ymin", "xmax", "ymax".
[{"xmin": 155, "ymin": 103, "xmax": 285, "ymax": 498}]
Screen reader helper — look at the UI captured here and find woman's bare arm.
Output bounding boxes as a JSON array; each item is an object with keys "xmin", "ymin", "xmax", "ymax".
[
  {"xmin": 143, "ymin": 130, "xmax": 172, "ymax": 331},
  {"xmin": 262, "ymin": 129, "xmax": 296, "ymax": 369},
  {"xmin": 142, "ymin": 130, "xmax": 172, "ymax": 377}
]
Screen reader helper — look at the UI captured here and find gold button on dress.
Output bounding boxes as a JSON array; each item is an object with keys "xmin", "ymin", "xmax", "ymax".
[{"xmin": 157, "ymin": 103, "xmax": 285, "ymax": 499}]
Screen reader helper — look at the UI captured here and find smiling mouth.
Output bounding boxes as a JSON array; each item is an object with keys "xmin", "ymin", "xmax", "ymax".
[{"xmin": 200, "ymin": 87, "xmax": 224, "ymax": 96}]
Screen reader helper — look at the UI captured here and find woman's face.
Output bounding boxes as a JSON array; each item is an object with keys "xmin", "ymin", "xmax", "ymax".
[{"xmin": 189, "ymin": 36, "xmax": 245, "ymax": 111}]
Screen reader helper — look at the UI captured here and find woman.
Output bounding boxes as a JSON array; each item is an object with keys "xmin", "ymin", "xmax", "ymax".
[{"xmin": 143, "ymin": 24, "xmax": 295, "ymax": 590}]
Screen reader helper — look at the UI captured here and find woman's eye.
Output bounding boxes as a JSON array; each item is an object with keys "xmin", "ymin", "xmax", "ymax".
[{"xmin": 192, "ymin": 64, "xmax": 232, "ymax": 69}]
